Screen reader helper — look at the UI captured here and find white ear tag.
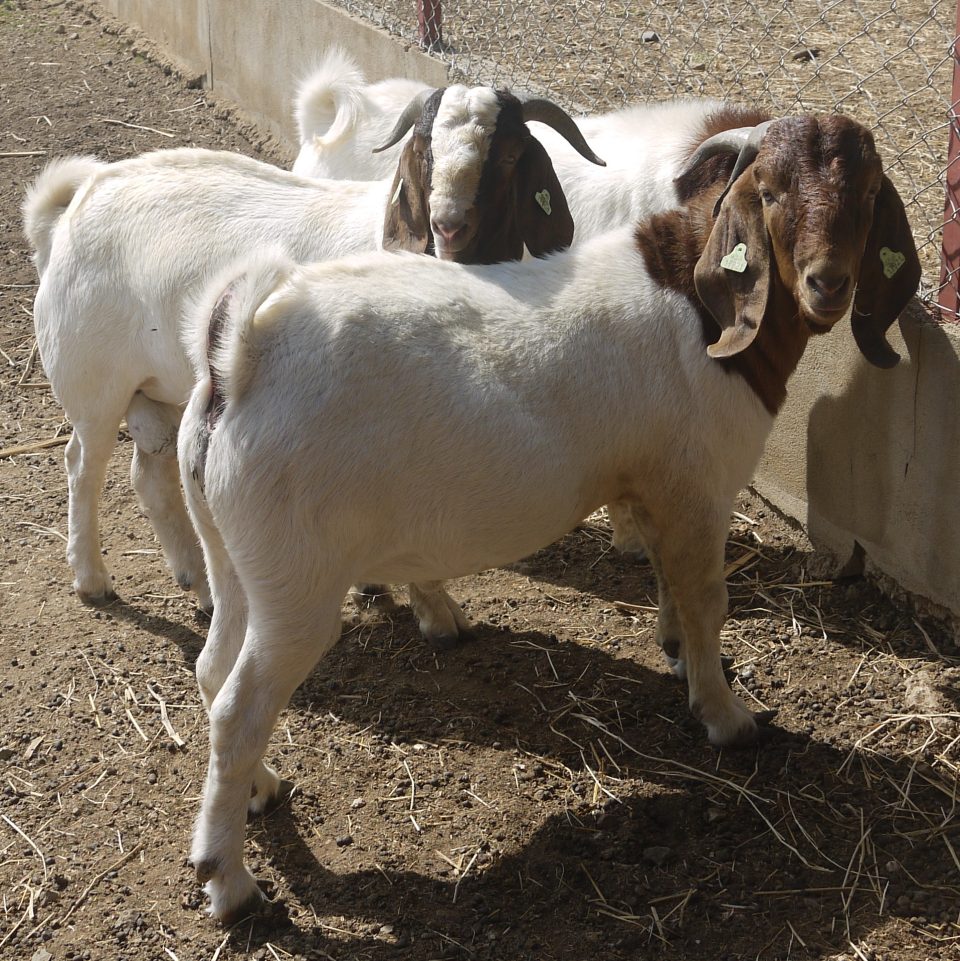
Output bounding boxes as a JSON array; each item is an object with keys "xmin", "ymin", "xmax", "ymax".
[
  {"xmin": 535, "ymin": 189, "xmax": 552, "ymax": 215},
  {"xmin": 391, "ymin": 179, "xmax": 403, "ymax": 205},
  {"xmin": 879, "ymin": 246, "xmax": 906, "ymax": 279},
  {"xmin": 720, "ymin": 242, "xmax": 748, "ymax": 273}
]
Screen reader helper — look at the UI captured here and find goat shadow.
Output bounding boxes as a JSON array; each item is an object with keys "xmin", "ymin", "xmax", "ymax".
[{"xmin": 205, "ymin": 621, "xmax": 958, "ymax": 960}]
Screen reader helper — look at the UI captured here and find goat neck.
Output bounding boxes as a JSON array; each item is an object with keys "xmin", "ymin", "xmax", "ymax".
[{"xmin": 634, "ymin": 177, "xmax": 808, "ymax": 416}]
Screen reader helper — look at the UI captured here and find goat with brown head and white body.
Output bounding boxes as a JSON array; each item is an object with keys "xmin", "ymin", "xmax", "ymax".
[
  {"xmin": 178, "ymin": 110, "xmax": 919, "ymax": 922},
  {"xmin": 24, "ymin": 87, "xmax": 601, "ymax": 610}
]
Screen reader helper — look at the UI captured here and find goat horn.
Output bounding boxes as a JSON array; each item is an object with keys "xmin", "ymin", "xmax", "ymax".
[
  {"xmin": 518, "ymin": 97, "xmax": 606, "ymax": 166},
  {"xmin": 372, "ymin": 89, "xmax": 437, "ymax": 153},
  {"xmin": 675, "ymin": 120, "xmax": 777, "ymax": 216}
]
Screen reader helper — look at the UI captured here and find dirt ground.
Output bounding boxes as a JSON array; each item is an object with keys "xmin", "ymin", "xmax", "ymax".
[{"xmin": 2, "ymin": 2, "xmax": 959, "ymax": 960}]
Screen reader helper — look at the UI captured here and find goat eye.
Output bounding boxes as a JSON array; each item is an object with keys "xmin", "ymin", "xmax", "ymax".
[
  {"xmin": 501, "ymin": 154, "xmax": 519, "ymax": 166},
  {"xmin": 759, "ymin": 188, "xmax": 776, "ymax": 205}
]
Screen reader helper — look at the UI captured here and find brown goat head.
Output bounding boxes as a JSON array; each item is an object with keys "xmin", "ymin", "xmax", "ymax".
[
  {"xmin": 693, "ymin": 114, "xmax": 920, "ymax": 367},
  {"xmin": 380, "ymin": 87, "xmax": 603, "ymax": 265}
]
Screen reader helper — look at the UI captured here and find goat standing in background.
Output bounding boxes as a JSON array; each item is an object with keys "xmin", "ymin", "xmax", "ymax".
[
  {"xmin": 180, "ymin": 112, "xmax": 920, "ymax": 922},
  {"xmin": 23, "ymin": 88, "xmax": 602, "ymax": 611}
]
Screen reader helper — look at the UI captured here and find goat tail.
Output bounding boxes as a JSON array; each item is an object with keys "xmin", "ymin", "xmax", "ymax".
[
  {"xmin": 185, "ymin": 249, "xmax": 294, "ymax": 414},
  {"xmin": 22, "ymin": 155, "xmax": 104, "ymax": 275},
  {"xmin": 293, "ymin": 47, "xmax": 365, "ymax": 148}
]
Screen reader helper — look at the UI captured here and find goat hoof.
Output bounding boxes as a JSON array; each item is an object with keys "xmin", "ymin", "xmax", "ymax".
[
  {"xmin": 429, "ymin": 627, "xmax": 474, "ymax": 652},
  {"xmin": 247, "ymin": 779, "xmax": 295, "ymax": 821},
  {"xmin": 193, "ymin": 856, "xmax": 222, "ymax": 885},
  {"xmin": 77, "ymin": 585, "xmax": 117, "ymax": 606},
  {"xmin": 720, "ymin": 654, "xmax": 735, "ymax": 671},
  {"xmin": 352, "ymin": 583, "xmax": 397, "ymax": 612},
  {"xmin": 217, "ymin": 883, "xmax": 283, "ymax": 928},
  {"xmin": 754, "ymin": 708, "xmax": 778, "ymax": 726}
]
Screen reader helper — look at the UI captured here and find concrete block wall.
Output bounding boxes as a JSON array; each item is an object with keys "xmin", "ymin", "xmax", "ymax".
[
  {"xmin": 96, "ymin": 0, "xmax": 960, "ymax": 623},
  {"xmin": 97, "ymin": 0, "xmax": 449, "ymax": 146}
]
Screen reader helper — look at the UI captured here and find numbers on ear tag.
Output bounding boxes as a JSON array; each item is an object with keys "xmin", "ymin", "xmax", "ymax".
[
  {"xmin": 535, "ymin": 189, "xmax": 552, "ymax": 215},
  {"xmin": 720, "ymin": 242, "xmax": 748, "ymax": 273},
  {"xmin": 879, "ymin": 246, "xmax": 906, "ymax": 279},
  {"xmin": 391, "ymin": 179, "xmax": 403, "ymax": 206}
]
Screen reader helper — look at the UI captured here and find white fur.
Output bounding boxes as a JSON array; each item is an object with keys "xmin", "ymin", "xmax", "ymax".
[
  {"xmin": 179, "ymin": 231, "xmax": 777, "ymax": 920},
  {"xmin": 291, "ymin": 48, "xmax": 429, "ymax": 180},
  {"xmin": 26, "ymin": 148, "xmax": 392, "ymax": 606},
  {"xmin": 28, "ymin": 71, "xmax": 547, "ymax": 608},
  {"xmin": 428, "ymin": 85, "xmax": 501, "ymax": 236},
  {"xmin": 529, "ymin": 98, "xmax": 729, "ymax": 240}
]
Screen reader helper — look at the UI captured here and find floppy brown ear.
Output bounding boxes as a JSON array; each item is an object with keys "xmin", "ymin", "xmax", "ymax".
[
  {"xmin": 382, "ymin": 140, "xmax": 432, "ymax": 254},
  {"xmin": 850, "ymin": 174, "xmax": 921, "ymax": 368},
  {"xmin": 516, "ymin": 138, "xmax": 575, "ymax": 257},
  {"xmin": 694, "ymin": 175, "xmax": 771, "ymax": 359}
]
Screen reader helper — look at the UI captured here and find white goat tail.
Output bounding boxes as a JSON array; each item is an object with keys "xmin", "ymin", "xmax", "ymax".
[
  {"xmin": 191, "ymin": 251, "xmax": 294, "ymax": 410},
  {"xmin": 22, "ymin": 155, "xmax": 104, "ymax": 274},
  {"xmin": 293, "ymin": 47, "xmax": 365, "ymax": 149}
]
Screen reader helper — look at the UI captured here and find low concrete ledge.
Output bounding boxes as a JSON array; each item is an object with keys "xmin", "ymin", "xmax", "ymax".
[{"xmin": 96, "ymin": 0, "xmax": 449, "ymax": 147}]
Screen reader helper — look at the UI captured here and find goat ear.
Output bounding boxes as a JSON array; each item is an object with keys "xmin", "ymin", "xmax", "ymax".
[
  {"xmin": 850, "ymin": 175, "xmax": 921, "ymax": 368},
  {"xmin": 382, "ymin": 140, "xmax": 431, "ymax": 254},
  {"xmin": 516, "ymin": 138, "xmax": 574, "ymax": 257},
  {"xmin": 694, "ymin": 176, "xmax": 771, "ymax": 359}
]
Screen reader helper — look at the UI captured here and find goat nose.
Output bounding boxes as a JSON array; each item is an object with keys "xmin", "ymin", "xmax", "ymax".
[
  {"xmin": 431, "ymin": 219, "xmax": 465, "ymax": 244},
  {"xmin": 806, "ymin": 271, "xmax": 850, "ymax": 299}
]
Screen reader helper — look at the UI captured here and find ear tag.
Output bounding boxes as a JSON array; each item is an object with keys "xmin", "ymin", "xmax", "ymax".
[
  {"xmin": 535, "ymin": 189, "xmax": 552, "ymax": 215},
  {"xmin": 391, "ymin": 179, "xmax": 403, "ymax": 206},
  {"xmin": 879, "ymin": 246, "xmax": 906, "ymax": 279},
  {"xmin": 720, "ymin": 242, "xmax": 748, "ymax": 273}
]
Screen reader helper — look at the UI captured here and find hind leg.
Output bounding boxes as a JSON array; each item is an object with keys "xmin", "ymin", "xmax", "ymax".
[
  {"xmin": 127, "ymin": 393, "xmax": 211, "ymax": 610},
  {"xmin": 63, "ymin": 416, "xmax": 125, "ymax": 604},
  {"xmin": 191, "ymin": 591, "xmax": 346, "ymax": 923}
]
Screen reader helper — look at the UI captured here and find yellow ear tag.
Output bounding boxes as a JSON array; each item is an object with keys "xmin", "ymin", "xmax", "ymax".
[
  {"xmin": 879, "ymin": 246, "xmax": 905, "ymax": 279},
  {"xmin": 720, "ymin": 242, "xmax": 748, "ymax": 273},
  {"xmin": 535, "ymin": 189, "xmax": 552, "ymax": 215},
  {"xmin": 391, "ymin": 179, "xmax": 403, "ymax": 205}
]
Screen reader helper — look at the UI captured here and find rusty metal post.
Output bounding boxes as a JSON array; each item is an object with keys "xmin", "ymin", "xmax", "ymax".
[
  {"xmin": 418, "ymin": 0, "xmax": 442, "ymax": 49},
  {"xmin": 938, "ymin": 0, "xmax": 960, "ymax": 320}
]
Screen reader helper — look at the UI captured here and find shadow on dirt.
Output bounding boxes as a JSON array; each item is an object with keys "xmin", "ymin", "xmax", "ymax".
[{"xmin": 198, "ymin": 618, "xmax": 957, "ymax": 961}]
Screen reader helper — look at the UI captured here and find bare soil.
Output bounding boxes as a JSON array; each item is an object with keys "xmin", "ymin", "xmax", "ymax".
[{"xmin": 1, "ymin": 3, "xmax": 959, "ymax": 960}]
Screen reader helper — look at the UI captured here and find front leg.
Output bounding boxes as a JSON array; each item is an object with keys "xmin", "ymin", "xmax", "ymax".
[{"xmin": 408, "ymin": 580, "xmax": 472, "ymax": 644}]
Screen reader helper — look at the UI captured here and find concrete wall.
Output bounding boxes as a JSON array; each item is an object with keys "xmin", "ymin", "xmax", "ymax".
[
  {"xmin": 97, "ymin": 0, "xmax": 449, "ymax": 146},
  {"xmin": 756, "ymin": 301, "xmax": 960, "ymax": 617},
  {"xmin": 96, "ymin": 0, "xmax": 960, "ymax": 622}
]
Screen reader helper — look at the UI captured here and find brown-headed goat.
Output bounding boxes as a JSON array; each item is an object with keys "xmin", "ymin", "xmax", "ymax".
[{"xmin": 178, "ymin": 111, "xmax": 919, "ymax": 922}]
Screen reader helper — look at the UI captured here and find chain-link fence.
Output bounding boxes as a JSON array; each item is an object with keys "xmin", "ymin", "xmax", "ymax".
[{"xmin": 330, "ymin": 0, "xmax": 958, "ymax": 318}]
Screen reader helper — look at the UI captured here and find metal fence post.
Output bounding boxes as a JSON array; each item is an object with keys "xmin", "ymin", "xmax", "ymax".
[
  {"xmin": 418, "ymin": 0, "xmax": 442, "ymax": 49},
  {"xmin": 938, "ymin": 0, "xmax": 960, "ymax": 320}
]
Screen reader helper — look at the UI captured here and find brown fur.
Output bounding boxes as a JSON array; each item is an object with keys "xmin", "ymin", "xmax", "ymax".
[{"xmin": 636, "ymin": 111, "xmax": 921, "ymax": 414}]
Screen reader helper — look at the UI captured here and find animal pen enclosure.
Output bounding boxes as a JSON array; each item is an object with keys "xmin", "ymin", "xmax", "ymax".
[{"xmin": 333, "ymin": 0, "xmax": 960, "ymax": 316}]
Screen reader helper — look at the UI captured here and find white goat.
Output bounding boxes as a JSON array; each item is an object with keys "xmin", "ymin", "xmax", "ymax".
[
  {"xmin": 291, "ymin": 52, "xmax": 728, "ymax": 244},
  {"xmin": 179, "ymin": 113, "xmax": 920, "ymax": 922},
  {"xmin": 25, "ymin": 87, "xmax": 599, "ymax": 610},
  {"xmin": 292, "ymin": 47, "xmax": 429, "ymax": 180}
]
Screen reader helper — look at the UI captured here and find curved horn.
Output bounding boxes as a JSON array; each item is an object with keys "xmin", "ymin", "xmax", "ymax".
[
  {"xmin": 518, "ymin": 96, "xmax": 606, "ymax": 167},
  {"xmin": 677, "ymin": 125, "xmax": 758, "ymax": 179},
  {"xmin": 674, "ymin": 119, "xmax": 777, "ymax": 215},
  {"xmin": 372, "ymin": 89, "xmax": 437, "ymax": 154}
]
